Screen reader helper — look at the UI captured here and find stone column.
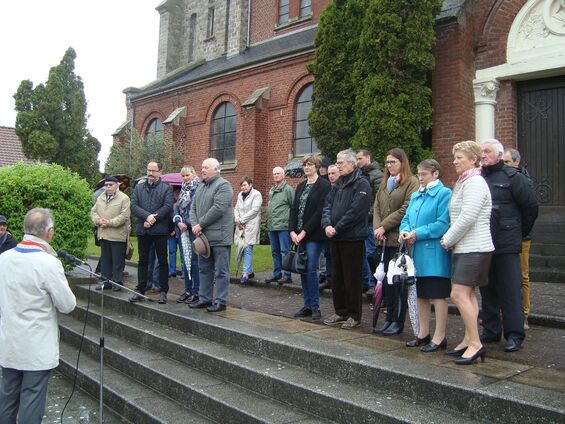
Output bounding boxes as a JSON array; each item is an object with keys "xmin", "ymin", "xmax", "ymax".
[{"xmin": 473, "ymin": 79, "xmax": 500, "ymax": 142}]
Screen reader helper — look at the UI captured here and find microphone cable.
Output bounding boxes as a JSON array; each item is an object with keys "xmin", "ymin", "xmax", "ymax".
[{"xmin": 60, "ymin": 261, "xmax": 94, "ymax": 424}]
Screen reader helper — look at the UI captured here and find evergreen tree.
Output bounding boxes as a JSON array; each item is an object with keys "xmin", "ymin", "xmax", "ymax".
[
  {"xmin": 307, "ymin": 0, "xmax": 366, "ymax": 159},
  {"xmin": 14, "ymin": 48, "xmax": 101, "ymax": 184},
  {"xmin": 353, "ymin": 0, "xmax": 441, "ymax": 163}
]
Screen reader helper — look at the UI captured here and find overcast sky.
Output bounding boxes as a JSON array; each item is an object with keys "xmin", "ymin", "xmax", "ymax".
[{"xmin": 0, "ymin": 0, "xmax": 160, "ymax": 169}]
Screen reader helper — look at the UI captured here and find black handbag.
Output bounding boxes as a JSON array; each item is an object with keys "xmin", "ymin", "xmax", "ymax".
[{"xmin": 282, "ymin": 243, "xmax": 308, "ymax": 274}]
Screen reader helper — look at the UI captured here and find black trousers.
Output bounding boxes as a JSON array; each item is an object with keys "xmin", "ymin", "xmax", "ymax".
[
  {"xmin": 99, "ymin": 239, "xmax": 127, "ymax": 284},
  {"xmin": 480, "ymin": 253, "xmax": 525, "ymax": 341},
  {"xmin": 330, "ymin": 240, "xmax": 364, "ymax": 321},
  {"xmin": 137, "ymin": 234, "xmax": 169, "ymax": 293}
]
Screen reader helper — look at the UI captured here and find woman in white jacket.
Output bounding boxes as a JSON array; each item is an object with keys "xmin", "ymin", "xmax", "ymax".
[
  {"xmin": 441, "ymin": 141, "xmax": 494, "ymax": 365},
  {"xmin": 234, "ymin": 176, "xmax": 263, "ymax": 284}
]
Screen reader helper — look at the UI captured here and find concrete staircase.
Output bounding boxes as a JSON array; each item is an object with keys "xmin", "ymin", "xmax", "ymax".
[
  {"xmin": 57, "ymin": 283, "xmax": 565, "ymax": 423},
  {"xmin": 530, "ymin": 207, "xmax": 565, "ymax": 283}
]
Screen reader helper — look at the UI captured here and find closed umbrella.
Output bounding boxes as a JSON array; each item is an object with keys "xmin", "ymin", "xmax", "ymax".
[
  {"xmin": 372, "ymin": 240, "xmax": 386, "ymax": 328},
  {"xmin": 233, "ymin": 225, "xmax": 247, "ymax": 278},
  {"xmin": 180, "ymin": 231, "xmax": 192, "ymax": 281}
]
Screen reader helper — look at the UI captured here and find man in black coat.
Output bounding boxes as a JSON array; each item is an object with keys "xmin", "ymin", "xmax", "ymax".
[
  {"xmin": 322, "ymin": 149, "xmax": 371, "ymax": 330},
  {"xmin": 0, "ymin": 215, "xmax": 17, "ymax": 254},
  {"xmin": 480, "ymin": 140, "xmax": 538, "ymax": 352},
  {"xmin": 129, "ymin": 161, "xmax": 174, "ymax": 304}
]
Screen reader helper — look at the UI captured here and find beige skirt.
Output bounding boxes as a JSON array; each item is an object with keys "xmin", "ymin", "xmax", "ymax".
[{"xmin": 451, "ymin": 252, "xmax": 493, "ymax": 287}]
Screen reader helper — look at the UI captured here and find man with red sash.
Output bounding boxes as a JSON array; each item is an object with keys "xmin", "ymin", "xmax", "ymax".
[{"xmin": 0, "ymin": 208, "xmax": 76, "ymax": 424}]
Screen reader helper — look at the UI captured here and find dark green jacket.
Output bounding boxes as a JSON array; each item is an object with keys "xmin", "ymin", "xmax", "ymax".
[{"xmin": 267, "ymin": 181, "xmax": 294, "ymax": 231}]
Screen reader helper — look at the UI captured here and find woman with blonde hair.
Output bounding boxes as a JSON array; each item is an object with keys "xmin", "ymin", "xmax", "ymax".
[
  {"xmin": 441, "ymin": 141, "xmax": 494, "ymax": 365},
  {"xmin": 373, "ymin": 148, "xmax": 419, "ymax": 336}
]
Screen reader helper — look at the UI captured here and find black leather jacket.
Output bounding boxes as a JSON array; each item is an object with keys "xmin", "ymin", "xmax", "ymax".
[
  {"xmin": 131, "ymin": 178, "xmax": 174, "ymax": 236},
  {"xmin": 482, "ymin": 161, "xmax": 538, "ymax": 254}
]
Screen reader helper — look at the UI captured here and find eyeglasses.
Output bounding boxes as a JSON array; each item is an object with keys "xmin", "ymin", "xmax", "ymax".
[
  {"xmin": 302, "ymin": 163, "xmax": 315, "ymax": 167},
  {"xmin": 416, "ymin": 172, "xmax": 431, "ymax": 177},
  {"xmin": 385, "ymin": 160, "xmax": 399, "ymax": 165}
]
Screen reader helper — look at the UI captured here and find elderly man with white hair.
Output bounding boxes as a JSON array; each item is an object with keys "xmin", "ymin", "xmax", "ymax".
[
  {"xmin": 189, "ymin": 158, "xmax": 234, "ymax": 312},
  {"xmin": 265, "ymin": 166, "xmax": 295, "ymax": 285},
  {"xmin": 479, "ymin": 139, "xmax": 538, "ymax": 352}
]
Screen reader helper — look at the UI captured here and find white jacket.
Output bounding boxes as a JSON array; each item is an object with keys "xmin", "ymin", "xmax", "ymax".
[
  {"xmin": 442, "ymin": 175, "xmax": 494, "ymax": 254},
  {"xmin": 234, "ymin": 188, "xmax": 263, "ymax": 245},
  {"xmin": 0, "ymin": 234, "xmax": 76, "ymax": 371}
]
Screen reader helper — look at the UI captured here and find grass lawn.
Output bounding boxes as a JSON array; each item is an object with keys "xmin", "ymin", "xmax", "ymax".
[{"xmin": 87, "ymin": 236, "xmax": 274, "ymax": 274}]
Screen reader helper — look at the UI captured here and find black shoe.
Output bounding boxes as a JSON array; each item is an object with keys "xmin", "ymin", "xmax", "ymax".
[
  {"xmin": 129, "ymin": 293, "xmax": 144, "ymax": 303},
  {"xmin": 504, "ymin": 337, "xmax": 523, "ymax": 352},
  {"xmin": 381, "ymin": 322, "xmax": 403, "ymax": 336},
  {"xmin": 278, "ymin": 276, "xmax": 292, "ymax": 285},
  {"xmin": 454, "ymin": 346, "xmax": 486, "ymax": 365},
  {"xmin": 311, "ymin": 308, "xmax": 321, "ymax": 321},
  {"xmin": 319, "ymin": 281, "xmax": 331, "ymax": 291},
  {"xmin": 294, "ymin": 307, "xmax": 312, "ymax": 318},
  {"xmin": 248, "ymin": 272, "xmax": 255, "ymax": 279},
  {"xmin": 186, "ymin": 294, "xmax": 199, "ymax": 304},
  {"xmin": 406, "ymin": 335, "xmax": 430, "ymax": 347},
  {"xmin": 189, "ymin": 300, "xmax": 213, "ymax": 309},
  {"xmin": 159, "ymin": 292, "xmax": 167, "ymax": 304},
  {"xmin": 479, "ymin": 331, "xmax": 501, "ymax": 343},
  {"xmin": 95, "ymin": 283, "xmax": 111, "ymax": 291},
  {"xmin": 207, "ymin": 303, "xmax": 226, "ymax": 312},
  {"xmin": 445, "ymin": 346, "xmax": 467, "ymax": 357},
  {"xmin": 176, "ymin": 292, "xmax": 190, "ymax": 303},
  {"xmin": 168, "ymin": 273, "xmax": 176, "ymax": 278},
  {"xmin": 373, "ymin": 321, "xmax": 392, "ymax": 334},
  {"xmin": 265, "ymin": 276, "xmax": 281, "ymax": 284},
  {"xmin": 112, "ymin": 283, "xmax": 123, "ymax": 292},
  {"xmin": 421, "ymin": 338, "xmax": 447, "ymax": 353}
]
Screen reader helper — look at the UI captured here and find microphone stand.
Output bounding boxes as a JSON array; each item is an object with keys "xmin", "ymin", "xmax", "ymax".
[{"xmin": 70, "ymin": 263, "xmax": 153, "ymax": 424}]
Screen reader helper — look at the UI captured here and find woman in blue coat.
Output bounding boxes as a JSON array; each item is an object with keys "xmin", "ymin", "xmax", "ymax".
[{"xmin": 400, "ymin": 159, "xmax": 451, "ymax": 352}]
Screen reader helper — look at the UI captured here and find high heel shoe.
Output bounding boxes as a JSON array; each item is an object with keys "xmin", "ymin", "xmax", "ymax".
[
  {"xmin": 445, "ymin": 346, "xmax": 467, "ymax": 357},
  {"xmin": 406, "ymin": 335, "xmax": 430, "ymax": 347},
  {"xmin": 454, "ymin": 346, "xmax": 486, "ymax": 365},
  {"xmin": 420, "ymin": 338, "xmax": 447, "ymax": 352}
]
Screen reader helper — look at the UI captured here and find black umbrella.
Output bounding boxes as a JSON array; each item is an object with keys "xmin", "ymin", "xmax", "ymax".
[{"xmin": 284, "ymin": 160, "xmax": 305, "ymax": 178}]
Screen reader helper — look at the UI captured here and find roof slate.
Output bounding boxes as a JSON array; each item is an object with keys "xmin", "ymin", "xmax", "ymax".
[{"xmin": 0, "ymin": 126, "xmax": 34, "ymax": 167}]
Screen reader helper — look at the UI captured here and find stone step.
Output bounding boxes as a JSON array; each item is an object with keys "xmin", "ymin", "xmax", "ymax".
[
  {"xmin": 530, "ymin": 269, "xmax": 564, "ymax": 283},
  {"xmin": 529, "ymin": 254, "xmax": 565, "ymax": 269},
  {"xmin": 60, "ymin": 299, "xmax": 474, "ymax": 424},
  {"xmin": 530, "ymin": 243, "xmax": 565, "ymax": 256},
  {"xmin": 63, "ymin": 284, "xmax": 565, "ymax": 423},
  {"xmin": 57, "ymin": 343, "xmax": 212, "ymax": 424}
]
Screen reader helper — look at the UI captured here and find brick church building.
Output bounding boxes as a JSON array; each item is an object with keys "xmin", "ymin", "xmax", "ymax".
[{"xmin": 114, "ymin": 0, "xmax": 564, "ymax": 211}]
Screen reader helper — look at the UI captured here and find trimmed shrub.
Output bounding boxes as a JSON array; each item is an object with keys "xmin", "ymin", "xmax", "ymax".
[{"xmin": 0, "ymin": 163, "xmax": 92, "ymax": 260}]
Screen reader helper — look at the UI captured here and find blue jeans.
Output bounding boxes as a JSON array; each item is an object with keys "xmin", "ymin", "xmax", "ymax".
[
  {"xmin": 180, "ymin": 231, "xmax": 200, "ymax": 295},
  {"xmin": 362, "ymin": 222, "xmax": 376, "ymax": 288},
  {"xmin": 198, "ymin": 245, "xmax": 231, "ymax": 305},
  {"xmin": 168, "ymin": 235, "xmax": 179, "ymax": 275},
  {"xmin": 242, "ymin": 245, "xmax": 254, "ymax": 274},
  {"xmin": 300, "ymin": 241, "xmax": 324, "ymax": 310},
  {"xmin": 268, "ymin": 230, "xmax": 291, "ymax": 279}
]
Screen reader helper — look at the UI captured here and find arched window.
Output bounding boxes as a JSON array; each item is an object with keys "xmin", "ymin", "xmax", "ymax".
[
  {"xmin": 145, "ymin": 118, "xmax": 163, "ymax": 143},
  {"xmin": 294, "ymin": 84, "xmax": 319, "ymax": 155},
  {"xmin": 210, "ymin": 102, "xmax": 236, "ymax": 163}
]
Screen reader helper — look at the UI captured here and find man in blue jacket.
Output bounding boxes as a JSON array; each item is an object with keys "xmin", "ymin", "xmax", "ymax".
[
  {"xmin": 322, "ymin": 149, "xmax": 371, "ymax": 330},
  {"xmin": 129, "ymin": 161, "xmax": 173, "ymax": 304}
]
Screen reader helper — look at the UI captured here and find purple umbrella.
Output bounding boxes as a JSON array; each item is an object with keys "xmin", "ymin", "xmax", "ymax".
[
  {"xmin": 161, "ymin": 173, "xmax": 183, "ymax": 186},
  {"xmin": 372, "ymin": 240, "xmax": 386, "ymax": 328}
]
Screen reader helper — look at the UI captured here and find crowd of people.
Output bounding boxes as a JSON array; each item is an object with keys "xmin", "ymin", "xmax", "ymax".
[
  {"xmin": 0, "ymin": 139, "xmax": 541, "ymax": 421},
  {"xmin": 87, "ymin": 140, "xmax": 538, "ymax": 365}
]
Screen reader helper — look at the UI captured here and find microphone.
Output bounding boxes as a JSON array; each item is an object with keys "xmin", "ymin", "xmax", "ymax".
[{"xmin": 58, "ymin": 250, "xmax": 88, "ymax": 265}]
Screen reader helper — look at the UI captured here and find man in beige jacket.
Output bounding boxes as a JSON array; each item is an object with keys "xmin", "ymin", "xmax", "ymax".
[{"xmin": 91, "ymin": 175, "xmax": 131, "ymax": 291}]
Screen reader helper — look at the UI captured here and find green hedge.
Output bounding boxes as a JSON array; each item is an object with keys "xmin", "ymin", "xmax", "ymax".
[{"xmin": 0, "ymin": 163, "xmax": 92, "ymax": 259}]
